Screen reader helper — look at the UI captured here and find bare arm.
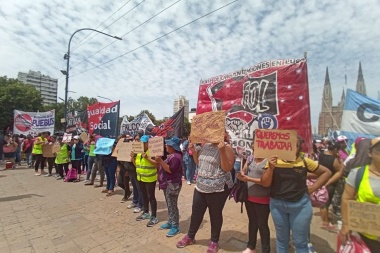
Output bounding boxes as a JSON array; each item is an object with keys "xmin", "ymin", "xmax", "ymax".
[
  {"xmin": 260, "ymin": 156, "xmax": 277, "ymax": 187},
  {"xmin": 339, "ymin": 183, "xmax": 356, "ymax": 245},
  {"xmin": 218, "ymin": 143, "xmax": 235, "ymax": 172},
  {"xmin": 307, "ymin": 164, "xmax": 332, "ymax": 194},
  {"xmin": 156, "ymin": 156, "xmax": 171, "ymax": 173},
  {"xmin": 189, "ymin": 142, "xmax": 199, "ymax": 166},
  {"xmin": 325, "ymin": 158, "xmax": 343, "ymax": 186}
]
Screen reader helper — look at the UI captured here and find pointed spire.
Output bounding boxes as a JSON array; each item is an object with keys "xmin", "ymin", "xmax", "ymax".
[
  {"xmin": 324, "ymin": 67, "xmax": 330, "ymax": 86},
  {"xmin": 341, "ymin": 88, "xmax": 346, "ymax": 101},
  {"xmin": 321, "ymin": 66, "xmax": 332, "ymax": 112},
  {"xmin": 356, "ymin": 62, "xmax": 367, "ymax": 95}
]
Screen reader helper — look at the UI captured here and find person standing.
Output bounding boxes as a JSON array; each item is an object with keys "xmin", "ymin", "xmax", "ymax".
[
  {"xmin": 33, "ymin": 132, "xmax": 48, "ymax": 175},
  {"xmin": 156, "ymin": 136, "xmax": 183, "ymax": 237},
  {"xmin": 44, "ymin": 136, "xmax": 57, "ymax": 177},
  {"xmin": 22, "ymin": 135, "xmax": 34, "ymax": 168},
  {"xmin": 84, "ymin": 135, "xmax": 96, "ymax": 182},
  {"xmin": 13, "ymin": 134, "xmax": 22, "ymax": 166},
  {"xmin": 182, "ymin": 137, "xmax": 196, "ymax": 185},
  {"xmin": 3, "ymin": 134, "xmax": 18, "ymax": 169},
  {"xmin": 176, "ymin": 132, "xmax": 235, "ymax": 253},
  {"xmin": 84, "ymin": 135, "xmax": 105, "ymax": 187},
  {"xmin": 131, "ymin": 135, "xmax": 159, "ymax": 227},
  {"xmin": 55, "ymin": 136, "xmax": 71, "ymax": 180},
  {"xmin": 70, "ymin": 136, "xmax": 83, "ymax": 182},
  {"xmin": 237, "ymin": 140, "xmax": 271, "ymax": 253}
]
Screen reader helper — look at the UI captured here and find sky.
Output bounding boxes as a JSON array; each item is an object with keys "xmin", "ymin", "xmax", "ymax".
[{"xmin": 1, "ymin": 0, "xmax": 379, "ymax": 132}]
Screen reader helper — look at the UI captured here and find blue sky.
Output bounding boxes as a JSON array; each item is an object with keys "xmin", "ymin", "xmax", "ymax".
[{"xmin": 0, "ymin": 0, "xmax": 379, "ymax": 132}]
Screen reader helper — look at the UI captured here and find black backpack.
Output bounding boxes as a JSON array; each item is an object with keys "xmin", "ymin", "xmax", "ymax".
[{"xmin": 229, "ymin": 180, "xmax": 248, "ymax": 213}]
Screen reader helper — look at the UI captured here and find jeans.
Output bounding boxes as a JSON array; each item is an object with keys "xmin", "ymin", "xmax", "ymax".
[
  {"xmin": 104, "ymin": 158, "xmax": 117, "ymax": 191},
  {"xmin": 86, "ymin": 156, "xmax": 95, "ymax": 180},
  {"xmin": 46, "ymin": 157, "xmax": 56, "ymax": 174},
  {"xmin": 187, "ymin": 186, "xmax": 230, "ymax": 242},
  {"xmin": 138, "ymin": 181, "xmax": 157, "ymax": 217},
  {"xmin": 15, "ymin": 147, "xmax": 21, "ymax": 163},
  {"xmin": 57, "ymin": 163, "xmax": 69, "ymax": 178},
  {"xmin": 130, "ymin": 170, "xmax": 143, "ymax": 208},
  {"xmin": 82, "ymin": 154, "xmax": 88, "ymax": 172},
  {"xmin": 118, "ymin": 163, "xmax": 132, "ymax": 198},
  {"xmin": 25, "ymin": 152, "xmax": 33, "ymax": 167},
  {"xmin": 245, "ymin": 201, "xmax": 271, "ymax": 253},
  {"xmin": 184, "ymin": 157, "xmax": 196, "ymax": 183},
  {"xmin": 34, "ymin": 154, "xmax": 46, "ymax": 172},
  {"xmin": 164, "ymin": 183, "xmax": 182, "ymax": 227},
  {"xmin": 270, "ymin": 193, "xmax": 312, "ymax": 253},
  {"xmin": 90, "ymin": 158, "xmax": 105, "ymax": 185}
]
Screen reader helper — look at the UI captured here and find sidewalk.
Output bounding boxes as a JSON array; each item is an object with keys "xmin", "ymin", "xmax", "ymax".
[{"xmin": 0, "ymin": 165, "xmax": 337, "ymax": 253}]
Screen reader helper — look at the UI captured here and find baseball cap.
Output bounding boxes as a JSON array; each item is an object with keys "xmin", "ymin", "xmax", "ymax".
[
  {"xmin": 370, "ymin": 137, "xmax": 380, "ymax": 148},
  {"xmin": 73, "ymin": 135, "xmax": 80, "ymax": 140},
  {"xmin": 336, "ymin": 135, "xmax": 348, "ymax": 142},
  {"xmin": 140, "ymin": 135, "xmax": 150, "ymax": 143},
  {"xmin": 165, "ymin": 136, "xmax": 181, "ymax": 152}
]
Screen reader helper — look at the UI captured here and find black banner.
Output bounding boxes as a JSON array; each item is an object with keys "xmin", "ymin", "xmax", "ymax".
[
  {"xmin": 66, "ymin": 110, "xmax": 88, "ymax": 135},
  {"xmin": 148, "ymin": 107, "xmax": 184, "ymax": 138}
]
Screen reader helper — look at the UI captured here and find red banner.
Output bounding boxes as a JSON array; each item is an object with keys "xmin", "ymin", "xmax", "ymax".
[
  {"xmin": 87, "ymin": 101, "xmax": 120, "ymax": 137},
  {"xmin": 196, "ymin": 58, "xmax": 312, "ymax": 157}
]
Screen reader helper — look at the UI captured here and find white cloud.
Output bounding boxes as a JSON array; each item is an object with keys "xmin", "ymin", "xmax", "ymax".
[{"xmin": 0, "ymin": 0, "xmax": 379, "ymax": 132}]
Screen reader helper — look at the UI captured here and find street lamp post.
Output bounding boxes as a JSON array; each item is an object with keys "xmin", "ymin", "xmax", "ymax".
[
  {"xmin": 63, "ymin": 28, "xmax": 122, "ymax": 131},
  {"xmin": 97, "ymin": 95, "xmax": 113, "ymax": 102}
]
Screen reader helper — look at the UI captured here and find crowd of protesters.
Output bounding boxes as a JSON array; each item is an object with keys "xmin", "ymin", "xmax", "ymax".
[{"xmin": 1, "ymin": 129, "xmax": 379, "ymax": 253}]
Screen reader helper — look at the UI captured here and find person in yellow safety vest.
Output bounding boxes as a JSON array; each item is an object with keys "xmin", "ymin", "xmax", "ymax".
[
  {"xmin": 55, "ymin": 136, "xmax": 71, "ymax": 180},
  {"xmin": 340, "ymin": 137, "xmax": 380, "ymax": 252},
  {"xmin": 130, "ymin": 135, "xmax": 160, "ymax": 227},
  {"xmin": 32, "ymin": 132, "xmax": 49, "ymax": 176}
]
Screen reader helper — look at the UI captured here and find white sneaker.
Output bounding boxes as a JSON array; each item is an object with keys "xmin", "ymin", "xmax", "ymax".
[
  {"xmin": 127, "ymin": 203, "xmax": 137, "ymax": 209},
  {"xmin": 34, "ymin": 173, "xmax": 41, "ymax": 176},
  {"xmin": 187, "ymin": 181, "xmax": 191, "ymax": 185},
  {"xmin": 133, "ymin": 207, "xmax": 142, "ymax": 213},
  {"xmin": 44, "ymin": 174, "xmax": 52, "ymax": 177}
]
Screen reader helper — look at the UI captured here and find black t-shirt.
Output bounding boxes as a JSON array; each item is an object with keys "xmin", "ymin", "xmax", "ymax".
[{"xmin": 318, "ymin": 152, "xmax": 336, "ymax": 176}]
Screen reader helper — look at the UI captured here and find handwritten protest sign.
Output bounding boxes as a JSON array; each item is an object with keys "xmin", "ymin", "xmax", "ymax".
[
  {"xmin": 190, "ymin": 111, "xmax": 226, "ymax": 144},
  {"xmin": 131, "ymin": 142, "xmax": 144, "ymax": 153},
  {"xmin": 42, "ymin": 144, "xmax": 55, "ymax": 158},
  {"xmin": 80, "ymin": 132, "xmax": 89, "ymax": 143},
  {"xmin": 117, "ymin": 142, "xmax": 133, "ymax": 162},
  {"xmin": 148, "ymin": 136, "xmax": 164, "ymax": 157},
  {"xmin": 62, "ymin": 133, "xmax": 72, "ymax": 143},
  {"xmin": 52, "ymin": 144, "xmax": 61, "ymax": 153},
  {"xmin": 112, "ymin": 139, "xmax": 124, "ymax": 157},
  {"xmin": 93, "ymin": 138, "xmax": 115, "ymax": 155},
  {"xmin": 253, "ymin": 129, "xmax": 297, "ymax": 161},
  {"xmin": 347, "ymin": 200, "xmax": 380, "ymax": 237}
]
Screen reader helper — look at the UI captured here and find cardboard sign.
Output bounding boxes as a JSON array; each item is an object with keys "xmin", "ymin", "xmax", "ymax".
[
  {"xmin": 93, "ymin": 138, "xmax": 115, "ymax": 155},
  {"xmin": 62, "ymin": 133, "xmax": 72, "ymax": 143},
  {"xmin": 80, "ymin": 132, "xmax": 89, "ymax": 143},
  {"xmin": 112, "ymin": 139, "xmax": 124, "ymax": 157},
  {"xmin": 347, "ymin": 200, "xmax": 380, "ymax": 237},
  {"xmin": 131, "ymin": 142, "xmax": 144, "ymax": 153},
  {"xmin": 190, "ymin": 111, "xmax": 226, "ymax": 144},
  {"xmin": 42, "ymin": 144, "xmax": 55, "ymax": 158},
  {"xmin": 253, "ymin": 129, "xmax": 297, "ymax": 161},
  {"xmin": 116, "ymin": 142, "xmax": 133, "ymax": 162},
  {"xmin": 52, "ymin": 144, "xmax": 61, "ymax": 153},
  {"xmin": 148, "ymin": 136, "xmax": 164, "ymax": 157}
]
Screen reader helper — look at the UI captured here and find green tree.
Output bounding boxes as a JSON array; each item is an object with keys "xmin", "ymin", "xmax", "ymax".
[
  {"xmin": 67, "ymin": 96, "xmax": 97, "ymax": 112},
  {"xmin": 183, "ymin": 117, "xmax": 191, "ymax": 137},
  {"xmin": 42, "ymin": 102, "xmax": 65, "ymax": 131},
  {"xmin": 0, "ymin": 76, "xmax": 43, "ymax": 132}
]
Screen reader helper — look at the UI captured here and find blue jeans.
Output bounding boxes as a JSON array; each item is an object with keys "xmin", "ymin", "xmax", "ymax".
[
  {"xmin": 86, "ymin": 156, "xmax": 95, "ymax": 180},
  {"xmin": 25, "ymin": 152, "xmax": 33, "ymax": 167},
  {"xmin": 104, "ymin": 159, "xmax": 117, "ymax": 191},
  {"xmin": 15, "ymin": 147, "xmax": 21, "ymax": 163},
  {"xmin": 185, "ymin": 157, "xmax": 196, "ymax": 182},
  {"xmin": 270, "ymin": 193, "xmax": 312, "ymax": 253},
  {"xmin": 130, "ymin": 171, "xmax": 143, "ymax": 208}
]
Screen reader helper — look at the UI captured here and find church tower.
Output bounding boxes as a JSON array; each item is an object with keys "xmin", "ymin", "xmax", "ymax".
[
  {"xmin": 321, "ymin": 67, "xmax": 333, "ymax": 112},
  {"xmin": 356, "ymin": 62, "xmax": 367, "ymax": 95}
]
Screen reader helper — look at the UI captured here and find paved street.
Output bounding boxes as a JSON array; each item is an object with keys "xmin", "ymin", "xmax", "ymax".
[{"xmin": 0, "ymin": 165, "xmax": 337, "ymax": 253}]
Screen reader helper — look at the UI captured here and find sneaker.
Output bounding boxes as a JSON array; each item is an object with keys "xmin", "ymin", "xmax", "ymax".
[
  {"xmin": 308, "ymin": 243, "xmax": 317, "ymax": 253},
  {"xmin": 160, "ymin": 223, "xmax": 172, "ymax": 230},
  {"xmin": 176, "ymin": 235, "xmax": 195, "ymax": 248},
  {"xmin": 136, "ymin": 212, "xmax": 150, "ymax": 221},
  {"xmin": 44, "ymin": 174, "xmax": 52, "ymax": 177},
  {"xmin": 127, "ymin": 203, "xmax": 137, "ymax": 209},
  {"xmin": 133, "ymin": 207, "xmax": 142, "ymax": 213},
  {"xmin": 146, "ymin": 216, "xmax": 159, "ymax": 227},
  {"xmin": 56, "ymin": 176, "xmax": 64, "ymax": 180},
  {"xmin": 187, "ymin": 181, "xmax": 191, "ymax": 185},
  {"xmin": 166, "ymin": 226, "xmax": 180, "ymax": 237},
  {"xmin": 120, "ymin": 197, "xmax": 127, "ymax": 203},
  {"xmin": 207, "ymin": 241, "xmax": 219, "ymax": 253},
  {"xmin": 34, "ymin": 173, "xmax": 41, "ymax": 176}
]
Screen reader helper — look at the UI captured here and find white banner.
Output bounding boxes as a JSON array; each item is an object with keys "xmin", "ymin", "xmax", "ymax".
[
  {"xmin": 13, "ymin": 110, "xmax": 55, "ymax": 136},
  {"xmin": 120, "ymin": 113, "xmax": 154, "ymax": 136}
]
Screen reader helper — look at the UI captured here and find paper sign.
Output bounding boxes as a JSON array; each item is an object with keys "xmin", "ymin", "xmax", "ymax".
[
  {"xmin": 63, "ymin": 133, "xmax": 72, "ymax": 143},
  {"xmin": 52, "ymin": 144, "xmax": 61, "ymax": 153},
  {"xmin": 116, "ymin": 142, "xmax": 133, "ymax": 162},
  {"xmin": 190, "ymin": 111, "xmax": 226, "ymax": 144},
  {"xmin": 93, "ymin": 138, "xmax": 115, "ymax": 155},
  {"xmin": 148, "ymin": 136, "xmax": 164, "ymax": 157},
  {"xmin": 131, "ymin": 142, "xmax": 144, "ymax": 153},
  {"xmin": 112, "ymin": 139, "xmax": 124, "ymax": 157},
  {"xmin": 253, "ymin": 129, "xmax": 297, "ymax": 161},
  {"xmin": 347, "ymin": 200, "xmax": 380, "ymax": 237},
  {"xmin": 80, "ymin": 132, "xmax": 89, "ymax": 143},
  {"xmin": 42, "ymin": 144, "xmax": 55, "ymax": 158}
]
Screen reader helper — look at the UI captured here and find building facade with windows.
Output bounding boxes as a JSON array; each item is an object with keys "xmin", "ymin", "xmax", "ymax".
[
  {"xmin": 173, "ymin": 95, "xmax": 189, "ymax": 119},
  {"xmin": 17, "ymin": 70, "xmax": 58, "ymax": 105}
]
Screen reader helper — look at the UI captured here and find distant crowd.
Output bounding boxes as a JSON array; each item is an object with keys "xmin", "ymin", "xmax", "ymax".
[{"xmin": 1, "ymin": 131, "xmax": 379, "ymax": 253}]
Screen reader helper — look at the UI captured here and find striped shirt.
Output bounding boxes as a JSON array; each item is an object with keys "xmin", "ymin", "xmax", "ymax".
[{"xmin": 196, "ymin": 144, "xmax": 234, "ymax": 193}]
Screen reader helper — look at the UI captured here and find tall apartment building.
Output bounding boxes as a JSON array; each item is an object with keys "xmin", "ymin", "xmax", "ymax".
[
  {"xmin": 17, "ymin": 70, "xmax": 58, "ymax": 105},
  {"xmin": 173, "ymin": 95, "xmax": 189, "ymax": 118}
]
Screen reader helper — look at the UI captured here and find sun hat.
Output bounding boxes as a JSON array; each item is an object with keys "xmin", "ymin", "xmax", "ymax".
[{"xmin": 165, "ymin": 136, "xmax": 181, "ymax": 152}]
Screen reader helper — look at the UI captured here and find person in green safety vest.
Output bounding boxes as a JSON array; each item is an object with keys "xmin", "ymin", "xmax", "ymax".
[
  {"xmin": 55, "ymin": 136, "xmax": 71, "ymax": 180},
  {"xmin": 32, "ymin": 132, "xmax": 49, "ymax": 176},
  {"xmin": 131, "ymin": 135, "xmax": 160, "ymax": 227}
]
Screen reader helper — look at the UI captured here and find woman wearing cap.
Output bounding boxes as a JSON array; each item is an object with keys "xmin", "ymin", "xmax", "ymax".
[
  {"xmin": 131, "ymin": 135, "xmax": 160, "ymax": 227},
  {"xmin": 70, "ymin": 136, "xmax": 83, "ymax": 182},
  {"xmin": 340, "ymin": 137, "xmax": 380, "ymax": 251},
  {"xmin": 55, "ymin": 136, "xmax": 71, "ymax": 180},
  {"xmin": 260, "ymin": 136, "xmax": 331, "ymax": 253},
  {"xmin": 176, "ymin": 132, "xmax": 235, "ymax": 253},
  {"xmin": 156, "ymin": 136, "xmax": 183, "ymax": 237}
]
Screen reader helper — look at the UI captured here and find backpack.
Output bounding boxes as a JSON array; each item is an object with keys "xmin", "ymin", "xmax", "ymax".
[
  {"xmin": 229, "ymin": 179, "xmax": 248, "ymax": 213},
  {"xmin": 64, "ymin": 168, "xmax": 78, "ymax": 182}
]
